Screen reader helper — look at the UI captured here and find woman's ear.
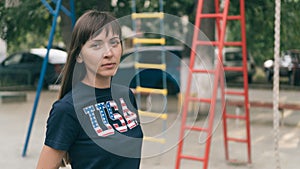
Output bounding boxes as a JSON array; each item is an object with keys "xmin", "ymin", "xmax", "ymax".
[{"xmin": 76, "ymin": 53, "xmax": 83, "ymax": 63}]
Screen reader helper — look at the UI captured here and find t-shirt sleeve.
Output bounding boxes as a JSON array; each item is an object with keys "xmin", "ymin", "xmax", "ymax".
[{"xmin": 44, "ymin": 100, "xmax": 80, "ymax": 151}]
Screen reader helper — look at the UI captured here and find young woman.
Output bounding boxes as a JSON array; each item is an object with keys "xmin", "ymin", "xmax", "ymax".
[{"xmin": 36, "ymin": 10, "xmax": 143, "ymax": 169}]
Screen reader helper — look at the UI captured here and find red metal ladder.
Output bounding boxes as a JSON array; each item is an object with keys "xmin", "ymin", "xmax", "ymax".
[{"xmin": 175, "ymin": 0, "xmax": 251, "ymax": 169}]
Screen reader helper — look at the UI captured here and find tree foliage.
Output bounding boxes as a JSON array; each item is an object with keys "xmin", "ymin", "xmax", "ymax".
[
  {"xmin": 1, "ymin": 0, "xmax": 300, "ymax": 65},
  {"xmin": 229, "ymin": 0, "xmax": 300, "ymax": 64},
  {"xmin": 0, "ymin": 0, "xmax": 52, "ymax": 53}
]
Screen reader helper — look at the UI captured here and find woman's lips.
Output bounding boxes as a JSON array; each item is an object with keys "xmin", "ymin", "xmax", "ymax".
[{"xmin": 101, "ymin": 63, "xmax": 116, "ymax": 69}]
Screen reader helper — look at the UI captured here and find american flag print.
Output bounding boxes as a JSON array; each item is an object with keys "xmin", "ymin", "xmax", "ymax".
[{"xmin": 83, "ymin": 98, "xmax": 139, "ymax": 137}]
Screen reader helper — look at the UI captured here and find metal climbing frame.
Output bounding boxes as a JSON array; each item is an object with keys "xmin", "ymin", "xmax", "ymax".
[
  {"xmin": 22, "ymin": 0, "xmax": 75, "ymax": 157},
  {"xmin": 175, "ymin": 0, "xmax": 251, "ymax": 168},
  {"xmin": 131, "ymin": 0, "xmax": 168, "ymax": 144}
]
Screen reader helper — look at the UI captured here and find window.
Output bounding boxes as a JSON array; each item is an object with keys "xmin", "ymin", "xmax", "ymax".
[
  {"xmin": 225, "ymin": 52, "xmax": 243, "ymax": 61},
  {"xmin": 3, "ymin": 53, "xmax": 22, "ymax": 66},
  {"xmin": 21, "ymin": 53, "xmax": 41, "ymax": 63}
]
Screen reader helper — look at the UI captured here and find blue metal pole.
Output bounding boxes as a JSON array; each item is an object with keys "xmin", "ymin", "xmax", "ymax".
[
  {"xmin": 22, "ymin": 0, "xmax": 63, "ymax": 157},
  {"xmin": 70, "ymin": 0, "xmax": 76, "ymax": 27}
]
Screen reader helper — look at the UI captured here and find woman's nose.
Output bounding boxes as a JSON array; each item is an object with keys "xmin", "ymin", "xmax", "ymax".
[{"xmin": 103, "ymin": 43, "xmax": 113, "ymax": 57}]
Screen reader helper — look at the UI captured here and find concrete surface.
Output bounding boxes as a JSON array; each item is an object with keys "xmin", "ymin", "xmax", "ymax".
[{"xmin": 0, "ymin": 88, "xmax": 299, "ymax": 169}]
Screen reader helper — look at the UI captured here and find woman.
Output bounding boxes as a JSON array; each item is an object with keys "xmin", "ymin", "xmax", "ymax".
[{"xmin": 36, "ymin": 10, "xmax": 143, "ymax": 169}]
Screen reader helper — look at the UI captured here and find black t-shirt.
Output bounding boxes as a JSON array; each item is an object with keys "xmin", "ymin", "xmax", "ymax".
[{"xmin": 45, "ymin": 82, "xmax": 143, "ymax": 169}]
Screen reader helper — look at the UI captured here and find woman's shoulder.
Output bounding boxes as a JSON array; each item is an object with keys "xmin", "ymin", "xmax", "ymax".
[
  {"xmin": 112, "ymin": 83, "xmax": 127, "ymax": 89},
  {"xmin": 111, "ymin": 83, "xmax": 134, "ymax": 94},
  {"xmin": 52, "ymin": 91, "xmax": 74, "ymax": 110}
]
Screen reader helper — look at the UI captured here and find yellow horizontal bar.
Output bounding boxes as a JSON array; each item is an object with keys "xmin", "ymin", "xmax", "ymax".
[
  {"xmin": 133, "ymin": 38, "xmax": 166, "ymax": 45},
  {"xmin": 139, "ymin": 110, "xmax": 168, "ymax": 120},
  {"xmin": 144, "ymin": 136, "xmax": 166, "ymax": 144},
  {"xmin": 131, "ymin": 12, "xmax": 164, "ymax": 19},
  {"xmin": 136, "ymin": 86, "xmax": 168, "ymax": 95},
  {"xmin": 135, "ymin": 63, "xmax": 166, "ymax": 70}
]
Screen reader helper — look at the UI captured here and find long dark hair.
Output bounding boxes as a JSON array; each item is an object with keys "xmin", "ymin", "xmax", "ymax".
[
  {"xmin": 59, "ymin": 10, "xmax": 122, "ymax": 99},
  {"xmin": 58, "ymin": 10, "xmax": 122, "ymax": 166}
]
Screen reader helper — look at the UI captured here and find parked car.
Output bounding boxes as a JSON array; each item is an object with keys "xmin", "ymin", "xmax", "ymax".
[
  {"xmin": 216, "ymin": 47, "xmax": 256, "ymax": 83},
  {"xmin": 0, "ymin": 48, "xmax": 67, "ymax": 88},
  {"xmin": 113, "ymin": 46, "xmax": 183, "ymax": 95},
  {"xmin": 0, "ymin": 54, "xmax": 5, "ymax": 63},
  {"xmin": 264, "ymin": 49, "xmax": 300, "ymax": 85}
]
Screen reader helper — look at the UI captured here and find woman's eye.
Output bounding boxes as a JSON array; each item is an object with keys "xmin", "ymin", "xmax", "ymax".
[
  {"xmin": 92, "ymin": 43, "xmax": 103, "ymax": 49},
  {"xmin": 110, "ymin": 40, "xmax": 121, "ymax": 47}
]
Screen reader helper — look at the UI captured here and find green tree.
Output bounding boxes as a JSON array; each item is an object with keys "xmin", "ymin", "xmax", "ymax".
[
  {"xmin": 1, "ymin": 0, "xmax": 196, "ymax": 53},
  {"xmin": 0, "ymin": 0, "xmax": 53, "ymax": 53},
  {"xmin": 281, "ymin": 0, "xmax": 300, "ymax": 51},
  {"xmin": 3, "ymin": 0, "xmax": 299, "ymax": 66},
  {"xmin": 229, "ymin": 0, "xmax": 300, "ymax": 65},
  {"xmin": 0, "ymin": 0, "xmax": 112, "ymax": 53}
]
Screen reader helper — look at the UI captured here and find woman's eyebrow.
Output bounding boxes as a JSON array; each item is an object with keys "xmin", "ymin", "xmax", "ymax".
[
  {"xmin": 90, "ymin": 36, "xmax": 120, "ymax": 42},
  {"xmin": 110, "ymin": 36, "xmax": 121, "ymax": 40},
  {"xmin": 90, "ymin": 39, "xmax": 103, "ymax": 43}
]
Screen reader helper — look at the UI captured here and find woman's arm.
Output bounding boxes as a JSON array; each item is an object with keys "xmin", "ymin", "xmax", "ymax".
[{"xmin": 36, "ymin": 145, "xmax": 66, "ymax": 169}]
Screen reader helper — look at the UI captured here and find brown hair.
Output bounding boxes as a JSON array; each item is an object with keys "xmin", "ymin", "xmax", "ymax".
[
  {"xmin": 58, "ymin": 10, "xmax": 122, "ymax": 166},
  {"xmin": 59, "ymin": 10, "xmax": 122, "ymax": 99}
]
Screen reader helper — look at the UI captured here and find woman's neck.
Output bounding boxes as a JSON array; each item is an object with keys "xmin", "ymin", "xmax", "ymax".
[{"xmin": 81, "ymin": 75, "xmax": 111, "ymax": 89}]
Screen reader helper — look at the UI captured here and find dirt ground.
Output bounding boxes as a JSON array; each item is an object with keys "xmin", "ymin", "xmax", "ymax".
[{"xmin": 0, "ymin": 88, "xmax": 299, "ymax": 169}]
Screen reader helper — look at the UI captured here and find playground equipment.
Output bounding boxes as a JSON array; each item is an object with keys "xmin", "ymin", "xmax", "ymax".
[
  {"xmin": 22, "ymin": 0, "xmax": 75, "ymax": 157},
  {"xmin": 18, "ymin": 1, "xmax": 284, "ymax": 169},
  {"xmin": 273, "ymin": 0, "xmax": 282, "ymax": 168},
  {"xmin": 175, "ymin": 0, "xmax": 251, "ymax": 168},
  {"xmin": 131, "ymin": 0, "xmax": 168, "ymax": 145}
]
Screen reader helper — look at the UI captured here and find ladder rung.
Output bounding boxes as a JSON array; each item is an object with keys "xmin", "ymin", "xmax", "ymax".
[
  {"xmin": 139, "ymin": 110, "xmax": 168, "ymax": 120},
  {"xmin": 136, "ymin": 86, "xmax": 168, "ymax": 95},
  {"xmin": 185, "ymin": 125, "xmax": 208, "ymax": 132},
  {"xmin": 189, "ymin": 97, "xmax": 211, "ymax": 103},
  {"xmin": 224, "ymin": 41, "xmax": 243, "ymax": 46},
  {"xmin": 180, "ymin": 155, "xmax": 205, "ymax": 161},
  {"xmin": 224, "ymin": 114, "xmax": 246, "ymax": 120},
  {"xmin": 198, "ymin": 14, "xmax": 241, "ymax": 20},
  {"xmin": 132, "ymin": 12, "xmax": 164, "ymax": 19},
  {"xmin": 135, "ymin": 63, "xmax": 166, "ymax": 70},
  {"xmin": 227, "ymin": 15, "xmax": 242, "ymax": 20},
  {"xmin": 224, "ymin": 66, "xmax": 243, "ymax": 72},
  {"xmin": 227, "ymin": 137, "xmax": 248, "ymax": 143},
  {"xmin": 199, "ymin": 13, "xmax": 222, "ymax": 18},
  {"xmin": 225, "ymin": 90, "xmax": 245, "ymax": 96},
  {"xmin": 144, "ymin": 136, "xmax": 166, "ymax": 144},
  {"xmin": 133, "ymin": 38, "xmax": 166, "ymax": 45},
  {"xmin": 196, "ymin": 41, "xmax": 242, "ymax": 46},
  {"xmin": 192, "ymin": 69, "xmax": 215, "ymax": 74}
]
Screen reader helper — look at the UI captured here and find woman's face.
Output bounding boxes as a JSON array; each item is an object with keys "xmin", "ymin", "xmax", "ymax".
[{"xmin": 78, "ymin": 28, "xmax": 122, "ymax": 81}]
